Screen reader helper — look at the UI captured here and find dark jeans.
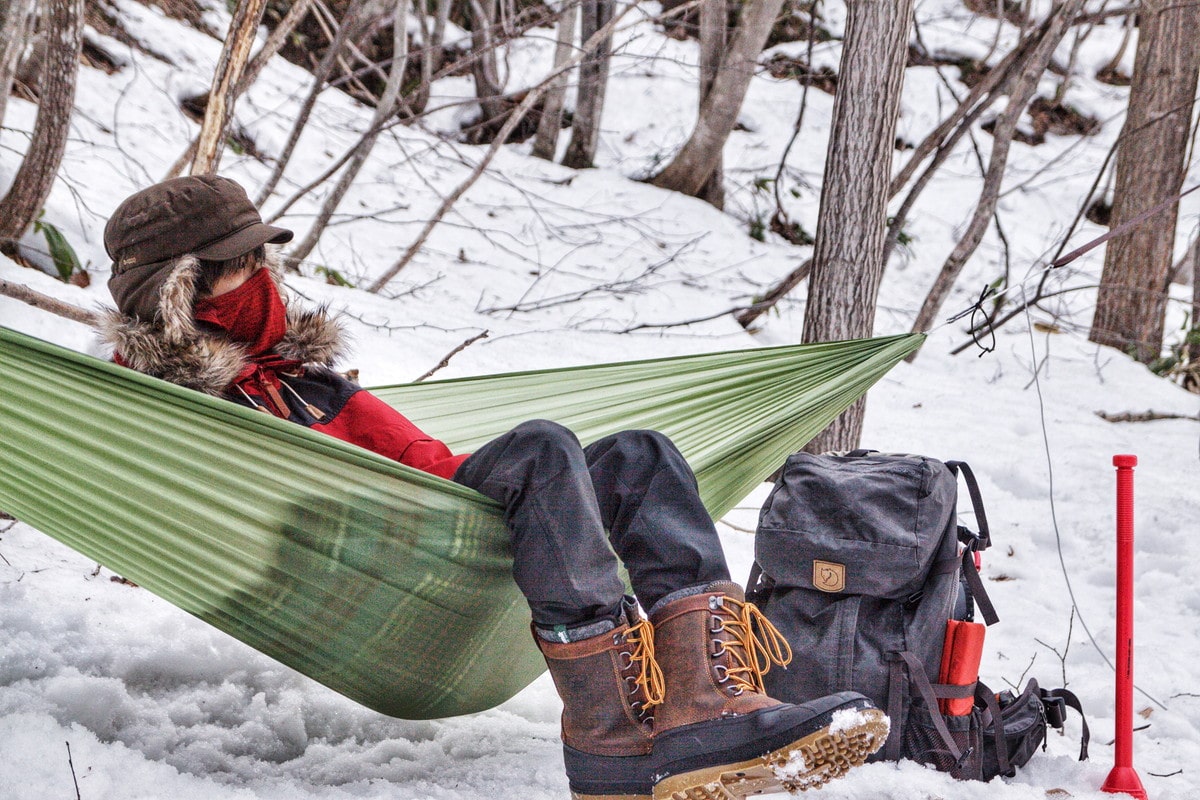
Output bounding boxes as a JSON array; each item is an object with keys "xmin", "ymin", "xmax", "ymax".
[{"xmin": 453, "ymin": 419, "xmax": 730, "ymax": 628}]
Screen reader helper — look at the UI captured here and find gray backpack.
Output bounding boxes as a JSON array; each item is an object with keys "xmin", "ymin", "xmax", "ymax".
[{"xmin": 747, "ymin": 451, "xmax": 1087, "ymax": 780}]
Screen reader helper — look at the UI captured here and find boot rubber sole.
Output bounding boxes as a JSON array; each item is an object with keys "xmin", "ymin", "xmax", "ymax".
[
  {"xmin": 570, "ymin": 794, "xmax": 650, "ymax": 800},
  {"xmin": 650, "ymin": 707, "xmax": 889, "ymax": 800}
]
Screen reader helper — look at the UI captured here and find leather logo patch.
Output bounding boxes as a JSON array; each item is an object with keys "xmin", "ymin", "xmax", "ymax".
[{"xmin": 813, "ymin": 560, "xmax": 846, "ymax": 593}]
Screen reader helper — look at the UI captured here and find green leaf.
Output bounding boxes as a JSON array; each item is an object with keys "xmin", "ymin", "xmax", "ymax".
[
  {"xmin": 316, "ymin": 266, "xmax": 355, "ymax": 287},
  {"xmin": 34, "ymin": 218, "xmax": 82, "ymax": 283}
]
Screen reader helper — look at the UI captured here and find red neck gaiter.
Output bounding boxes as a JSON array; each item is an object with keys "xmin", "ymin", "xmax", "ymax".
[{"xmin": 193, "ymin": 268, "xmax": 287, "ymax": 357}]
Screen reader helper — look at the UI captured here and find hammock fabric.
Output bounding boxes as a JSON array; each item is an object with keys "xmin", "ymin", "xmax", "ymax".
[{"xmin": 0, "ymin": 325, "xmax": 923, "ymax": 719}]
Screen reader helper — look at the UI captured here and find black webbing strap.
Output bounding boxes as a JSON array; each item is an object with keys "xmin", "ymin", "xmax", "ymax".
[
  {"xmin": 976, "ymin": 682, "xmax": 1012, "ymax": 776},
  {"xmin": 744, "ymin": 560, "xmax": 775, "ymax": 606},
  {"xmin": 960, "ymin": 547, "xmax": 999, "ymax": 625},
  {"xmin": 1041, "ymin": 687, "xmax": 1091, "ymax": 761},
  {"xmin": 884, "ymin": 656, "xmax": 908, "ymax": 761},
  {"xmin": 946, "ymin": 461, "xmax": 991, "ymax": 549},
  {"xmin": 945, "ymin": 460, "xmax": 1000, "ymax": 626},
  {"xmin": 899, "ymin": 651, "xmax": 964, "ymax": 762}
]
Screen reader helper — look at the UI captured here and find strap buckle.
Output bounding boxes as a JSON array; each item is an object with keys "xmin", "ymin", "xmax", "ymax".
[{"xmin": 1041, "ymin": 694, "xmax": 1068, "ymax": 730}]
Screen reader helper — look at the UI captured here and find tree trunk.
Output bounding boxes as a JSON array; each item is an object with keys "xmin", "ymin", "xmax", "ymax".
[
  {"xmin": 287, "ymin": 0, "xmax": 409, "ymax": 266},
  {"xmin": 695, "ymin": 0, "xmax": 727, "ymax": 208},
  {"xmin": 1192, "ymin": 235, "xmax": 1200, "ymax": 329},
  {"xmin": 192, "ymin": 0, "xmax": 271, "ymax": 175},
  {"xmin": 561, "ymin": 0, "xmax": 614, "ymax": 169},
  {"xmin": 531, "ymin": 0, "xmax": 577, "ymax": 161},
  {"xmin": 909, "ymin": 0, "xmax": 1085, "ymax": 343},
  {"xmin": 648, "ymin": 0, "xmax": 784, "ymax": 197},
  {"xmin": 470, "ymin": 0, "xmax": 506, "ymax": 125},
  {"xmin": 0, "ymin": 0, "xmax": 83, "ymax": 244},
  {"xmin": 163, "ymin": 0, "xmax": 316, "ymax": 180},
  {"xmin": 1090, "ymin": 0, "xmax": 1200, "ymax": 362},
  {"xmin": 0, "ymin": 0, "xmax": 36, "ymax": 128},
  {"xmin": 800, "ymin": 0, "xmax": 914, "ymax": 454}
]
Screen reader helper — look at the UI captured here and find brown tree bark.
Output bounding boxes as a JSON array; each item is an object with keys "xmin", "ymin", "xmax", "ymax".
[
  {"xmin": 1187, "ymin": 233, "xmax": 1200, "ymax": 328},
  {"xmin": 799, "ymin": 0, "xmax": 914, "ymax": 454},
  {"xmin": 561, "ymin": 0, "xmax": 615, "ymax": 169},
  {"xmin": 469, "ymin": 0, "xmax": 506, "ymax": 126},
  {"xmin": 648, "ymin": 0, "xmax": 784, "ymax": 197},
  {"xmin": 531, "ymin": 0, "xmax": 578, "ymax": 161},
  {"xmin": 0, "ymin": 0, "xmax": 83, "ymax": 244},
  {"xmin": 908, "ymin": 0, "xmax": 1085, "ymax": 344},
  {"xmin": 0, "ymin": 0, "xmax": 36, "ymax": 128},
  {"xmin": 192, "ymin": 0, "xmax": 271, "ymax": 175},
  {"xmin": 164, "ymin": 0, "xmax": 316, "ymax": 180},
  {"xmin": 1090, "ymin": 0, "xmax": 1200, "ymax": 362},
  {"xmin": 695, "ymin": 0, "xmax": 727, "ymax": 208}
]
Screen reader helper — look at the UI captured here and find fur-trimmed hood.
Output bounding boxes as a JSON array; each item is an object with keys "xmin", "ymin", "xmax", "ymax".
[{"xmin": 96, "ymin": 249, "xmax": 347, "ymax": 395}]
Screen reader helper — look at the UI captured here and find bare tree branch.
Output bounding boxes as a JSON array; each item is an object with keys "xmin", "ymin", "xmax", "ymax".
[
  {"xmin": 368, "ymin": 0, "xmax": 644, "ymax": 293},
  {"xmin": 286, "ymin": 0, "xmax": 410, "ymax": 264},
  {"xmin": 0, "ymin": 278, "xmax": 98, "ymax": 325},
  {"xmin": 908, "ymin": 0, "xmax": 1087, "ymax": 353},
  {"xmin": 255, "ymin": 0, "xmax": 370, "ymax": 207},
  {"xmin": 192, "ymin": 0, "xmax": 270, "ymax": 175},
  {"xmin": 414, "ymin": 331, "xmax": 490, "ymax": 381},
  {"xmin": 163, "ymin": 0, "xmax": 316, "ymax": 180},
  {"xmin": 1096, "ymin": 409, "xmax": 1200, "ymax": 423}
]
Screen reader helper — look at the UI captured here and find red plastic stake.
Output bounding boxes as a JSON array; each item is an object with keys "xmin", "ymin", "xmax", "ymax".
[{"xmin": 1101, "ymin": 454, "xmax": 1148, "ymax": 799}]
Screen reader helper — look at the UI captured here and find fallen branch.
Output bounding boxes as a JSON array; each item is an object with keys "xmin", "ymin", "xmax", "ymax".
[
  {"xmin": 1095, "ymin": 409, "xmax": 1200, "ymax": 423},
  {"xmin": 0, "ymin": 278, "xmax": 98, "ymax": 325}
]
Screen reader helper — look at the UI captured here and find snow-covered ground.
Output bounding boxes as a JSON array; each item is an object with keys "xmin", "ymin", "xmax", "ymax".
[{"xmin": 2, "ymin": 1, "xmax": 1198, "ymax": 798}]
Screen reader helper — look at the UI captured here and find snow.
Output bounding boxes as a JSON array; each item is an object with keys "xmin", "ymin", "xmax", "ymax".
[{"xmin": 2, "ymin": 1, "xmax": 1199, "ymax": 798}]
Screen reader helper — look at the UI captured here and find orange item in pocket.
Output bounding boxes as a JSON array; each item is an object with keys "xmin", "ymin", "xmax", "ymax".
[{"xmin": 938, "ymin": 619, "xmax": 986, "ymax": 715}]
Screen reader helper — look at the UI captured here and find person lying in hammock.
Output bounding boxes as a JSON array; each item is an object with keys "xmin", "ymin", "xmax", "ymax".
[{"xmin": 97, "ymin": 175, "xmax": 887, "ymax": 800}]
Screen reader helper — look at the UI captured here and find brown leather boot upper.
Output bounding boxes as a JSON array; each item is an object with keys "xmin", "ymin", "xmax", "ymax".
[
  {"xmin": 649, "ymin": 580, "xmax": 794, "ymax": 732},
  {"xmin": 536, "ymin": 615, "xmax": 663, "ymax": 757}
]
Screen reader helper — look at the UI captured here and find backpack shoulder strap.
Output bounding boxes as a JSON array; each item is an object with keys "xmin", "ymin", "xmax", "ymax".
[
  {"xmin": 946, "ymin": 460, "xmax": 1000, "ymax": 626},
  {"xmin": 946, "ymin": 460, "xmax": 991, "ymax": 549}
]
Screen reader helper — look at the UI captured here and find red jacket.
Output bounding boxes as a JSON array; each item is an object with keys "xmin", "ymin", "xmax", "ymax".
[{"xmin": 230, "ymin": 361, "xmax": 469, "ymax": 480}]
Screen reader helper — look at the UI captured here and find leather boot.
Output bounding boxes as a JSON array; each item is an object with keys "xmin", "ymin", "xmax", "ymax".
[
  {"xmin": 647, "ymin": 580, "xmax": 889, "ymax": 800},
  {"xmin": 536, "ymin": 605, "xmax": 664, "ymax": 799}
]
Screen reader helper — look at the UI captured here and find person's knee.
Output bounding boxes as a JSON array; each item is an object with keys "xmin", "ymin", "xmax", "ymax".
[
  {"xmin": 612, "ymin": 428, "xmax": 676, "ymax": 457},
  {"xmin": 507, "ymin": 419, "xmax": 581, "ymax": 463},
  {"xmin": 510, "ymin": 418, "xmax": 576, "ymax": 444}
]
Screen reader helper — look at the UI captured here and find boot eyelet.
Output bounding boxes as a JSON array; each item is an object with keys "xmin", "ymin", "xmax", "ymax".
[
  {"xmin": 709, "ymin": 615, "xmax": 724, "ymax": 634},
  {"xmin": 709, "ymin": 596, "xmax": 723, "ymax": 610},
  {"xmin": 713, "ymin": 664, "xmax": 729, "ymax": 682},
  {"xmin": 711, "ymin": 642, "xmax": 727, "ymax": 658},
  {"xmin": 625, "ymin": 676, "xmax": 639, "ymax": 692},
  {"xmin": 730, "ymin": 686, "xmax": 744, "ymax": 696},
  {"xmin": 613, "ymin": 633, "xmax": 623, "ymax": 646},
  {"xmin": 617, "ymin": 651, "xmax": 634, "ymax": 670}
]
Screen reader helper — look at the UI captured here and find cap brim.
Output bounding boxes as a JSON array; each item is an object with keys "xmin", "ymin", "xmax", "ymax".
[{"xmin": 192, "ymin": 222, "xmax": 293, "ymax": 262}]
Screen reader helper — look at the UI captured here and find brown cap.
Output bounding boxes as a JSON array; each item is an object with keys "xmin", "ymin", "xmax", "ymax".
[
  {"xmin": 104, "ymin": 175, "xmax": 292, "ymax": 321},
  {"xmin": 104, "ymin": 175, "xmax": 292, "ymax": 273}
]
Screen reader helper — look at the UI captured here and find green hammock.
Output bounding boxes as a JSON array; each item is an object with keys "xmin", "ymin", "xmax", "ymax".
[{"xmin": 0, "ymin": 324, "xmax": 922, "ymax": 719}]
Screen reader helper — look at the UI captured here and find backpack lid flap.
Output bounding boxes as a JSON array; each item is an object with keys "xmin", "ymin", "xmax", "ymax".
[{"xmin": 755, "ymin": 452, "xmax": 958, "ymax": 598}]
